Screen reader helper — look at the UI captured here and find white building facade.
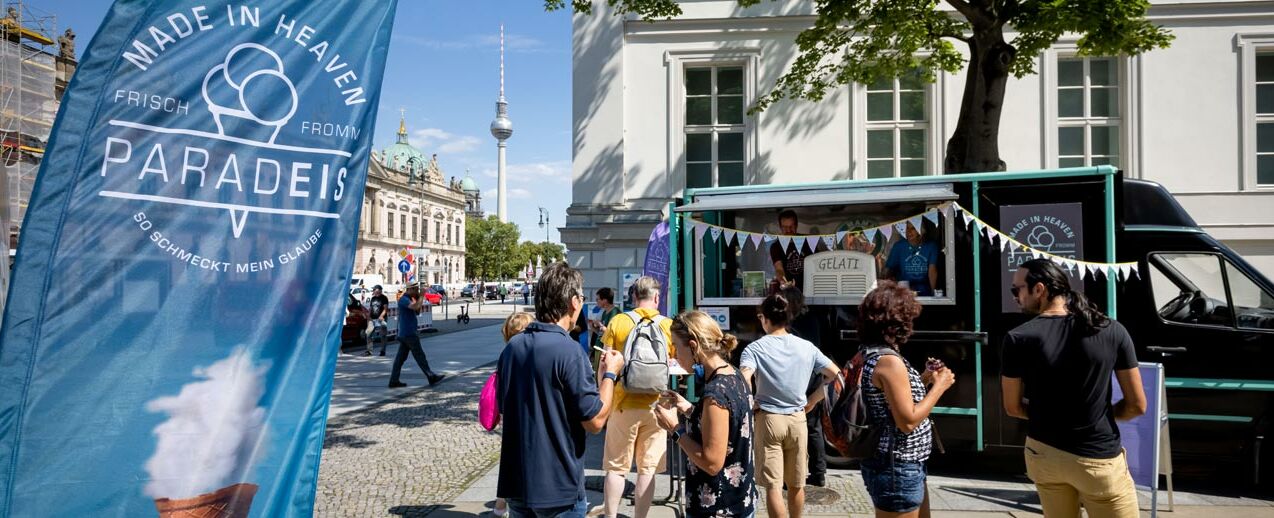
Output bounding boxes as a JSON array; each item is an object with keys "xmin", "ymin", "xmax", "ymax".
[
  {"xmin": 356, "ymin": 118, "xmax": 468, "ymax": 286},
  {"xmin": 565, "ymin": 0, "xmax": 1274, "ymax": 292}
]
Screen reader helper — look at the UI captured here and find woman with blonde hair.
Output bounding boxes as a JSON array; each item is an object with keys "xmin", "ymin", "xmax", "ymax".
[{"xmin": 654, "ymin": 310, "xmax": 757, "ymax": 518}]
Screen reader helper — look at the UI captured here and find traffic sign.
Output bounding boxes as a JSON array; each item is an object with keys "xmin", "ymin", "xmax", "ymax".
[{"xmin": 397, "ymin": 259, "xmax": 411, "ymax": 273}]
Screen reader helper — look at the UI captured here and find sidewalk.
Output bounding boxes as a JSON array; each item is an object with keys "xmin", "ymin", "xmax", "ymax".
[
  {"xmin": 328, "ymin": 299, "xmax": 527, "ymax": 417},
  {"xmin": 321, "ymin": 304, "xmax": 1274, "ymax": 517}
]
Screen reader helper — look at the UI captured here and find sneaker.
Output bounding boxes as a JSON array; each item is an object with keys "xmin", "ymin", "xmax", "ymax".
[
  {"xmin": 585, "ymin": 505, "xmax": 605, "ymax": 517},
  {"xmin": 388, "ymin": 381, "xmax": 407, "ymax": 388},
  {"xmin": 491, "ymin": 507, "xmax": 508, "ymax": 518},
  {"xmin": 428, "ymin": 374, "xmax": 446, "ymax": 386},
  {"xmin": 806, "ymin": 474, "xmax": 826, "ymax": 487}
]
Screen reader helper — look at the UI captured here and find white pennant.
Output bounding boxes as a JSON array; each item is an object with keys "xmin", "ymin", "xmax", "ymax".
[
  {"xmin": 865, "ymin": 228, "xmax": 878, "ymax": 243},
  {"xmin": 1127, "ymin": 265, "xmax": 1141, "ymax": 280},
  {"xmin": 986, "ymin": 228, "xmax": 1001, "ymax": 245},
  {"xmin": 880, "ymin": 225, "xmax": 894, "ymax": 240},
  {"xmin": 942, "ymin": 203, "xmax": 955, "ymax": 219},
  {"xmin": 923, "ymin": 210, "xmax": 940, "ymax": 226},
  {"xmin": 749, "ymin": 232, "xmax": 763, "ymax": 249},
  {"xmin": 1000, "ymin": 236, "xmax": 1011, "ymax": 252},
  {"xmin": 724, "ymin": 229, "xmax": 737, "ymax": 246},
  {"xmin": 694, "ymin": 222, "xmax": 708, "ymax": 240},
  {"xmin": 1107, "ymin": 265, "xmax": 1118, "ymax": 280},
  {"xmin": 895, "ymin": 222, "xmax": 908, "ymax": 235},
  {"xmin": 835, "ymin": 231, "xmax": 848, "ymax": 244},
  {"xmin": 822, "ymin": 235, "xmax": 835, "ymax": 249},
  {"xmin": 961, "ymin": 210, "xmax": 974, "ymax": 228},
  {"xmin": 803, "ymin": 237, "xmax": 816, "ymax": 253},
  {"xmin": 909, "ymin": 215, "xmax": 924, "ymax": 231},
  {"xmin": 779, "ymin": 236, "xmax": 793, "ymax": 252},
  {"xmin": 1120, "ymin": 264, "xmax": 1134, "ymax": 281},
  {"xmin": 709, "ymin": 226, "xmax": 722, "ymax": 243}
]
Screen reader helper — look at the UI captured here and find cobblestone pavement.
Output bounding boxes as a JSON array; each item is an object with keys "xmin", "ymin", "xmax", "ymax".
[{"xmin": 316, "ymin": 367, "xmax": 499, "ymax": 518}]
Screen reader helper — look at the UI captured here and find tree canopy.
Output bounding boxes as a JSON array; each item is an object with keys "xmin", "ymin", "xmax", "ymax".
[{"xmin": 464, "ymin": 216, "xmax": 522, "ymax": 281}]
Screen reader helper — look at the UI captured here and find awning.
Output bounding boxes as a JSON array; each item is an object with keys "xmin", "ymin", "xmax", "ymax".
[{"xmin": 674, "ymin": 184, "xmax": 956, "ymax": 213}]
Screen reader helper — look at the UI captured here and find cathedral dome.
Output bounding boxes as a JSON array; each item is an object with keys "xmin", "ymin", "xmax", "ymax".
[
  {"xmin": 460, "ymin": 175, "xmax": 478, "ymax": 192},
  {"xmin": 381, "ymin": 115, "xmax": 426, "ymax": 177}
]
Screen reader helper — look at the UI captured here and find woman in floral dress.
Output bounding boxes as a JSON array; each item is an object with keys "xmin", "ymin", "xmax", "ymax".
[{"xmin": 654, "ymin": 310, "xmax": 757, "ymax": 518}]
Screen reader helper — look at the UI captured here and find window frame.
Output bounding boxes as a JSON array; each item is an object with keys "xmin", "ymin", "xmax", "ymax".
[
  {"xmin": 857, "ymin": 71, "xmax": 941, "ymax": 179},
  {"xmin": 667, "ymin": 49, "xmax": 760, "ymax": 193},
  {"xmin": 1041, "ymin": 45, "xmax": 1136, "ymax": 173},
  {"xmin": 1146, "ymin": 252, "xmax": 1274, "ymax": 333},
  {"xmin": 1238, "ymin": 34, "xmax": 1274, "ymax": 190}
]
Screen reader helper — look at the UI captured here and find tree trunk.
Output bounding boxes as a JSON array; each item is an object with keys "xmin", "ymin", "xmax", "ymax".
[{"xmin": 944, "ymin": 26, "xmax": 1015, "ymax": 174}]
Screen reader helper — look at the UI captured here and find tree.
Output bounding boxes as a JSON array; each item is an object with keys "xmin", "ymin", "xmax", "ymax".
[
  {"xmin": 465, "ymin": 216, "xmax": 523, "ymax": 281},
  {"xmin": 550, "ymin": 0, "xmax": 1172, "ymax": 173}
]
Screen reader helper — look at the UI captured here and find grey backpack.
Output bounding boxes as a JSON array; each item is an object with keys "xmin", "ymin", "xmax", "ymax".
[{"xmin": 619, "ymin": 311, "xmax": 670, "ymax": 394}]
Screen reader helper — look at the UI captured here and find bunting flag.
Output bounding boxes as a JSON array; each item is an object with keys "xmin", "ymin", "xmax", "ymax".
[
  {"xmin": 0, "ymin": 1, "xmax": 399, "ymax": 516},
  {"xmin": 678, "ymin": 196, "xmax": 1140, "ymax": 283},
  {"xmin": 724, "ymin": 229, "xmax": 737, "ymax": 247},
  {"xmin": 709, "ymin": 226, "xmax": 722, "ymax": 243}
]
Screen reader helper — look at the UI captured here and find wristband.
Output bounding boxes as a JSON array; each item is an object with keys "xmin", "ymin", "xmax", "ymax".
[{"xmin": 602, "ymin": 372, "xmax": 618, "ymax": 383}]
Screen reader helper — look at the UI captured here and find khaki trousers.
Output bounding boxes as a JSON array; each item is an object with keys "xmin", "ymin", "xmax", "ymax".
[{"xmin": 1023, "ymin": 437, "xmax": 1139, "ymax": 518}]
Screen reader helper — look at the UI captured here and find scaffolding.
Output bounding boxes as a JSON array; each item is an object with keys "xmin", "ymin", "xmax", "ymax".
[{"xmin": 0, "ymin": 0, "xmax": 57, "ymax": 319}]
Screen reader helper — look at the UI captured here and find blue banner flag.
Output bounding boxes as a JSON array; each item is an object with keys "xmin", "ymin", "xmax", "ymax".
[{"xmin": 0, "ymin": 1, "xmax": 397, "ymax": 516}]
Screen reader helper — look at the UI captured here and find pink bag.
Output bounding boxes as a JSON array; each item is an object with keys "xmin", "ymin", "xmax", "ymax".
[{"xmin": 479, "ymin": 371, "xmax": 500, "ymax": 431}]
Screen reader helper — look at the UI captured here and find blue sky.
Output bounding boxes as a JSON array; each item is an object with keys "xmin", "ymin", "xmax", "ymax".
[{"xmin": 34, "ymin": 0, "xmax": 572, "ymax": 244}]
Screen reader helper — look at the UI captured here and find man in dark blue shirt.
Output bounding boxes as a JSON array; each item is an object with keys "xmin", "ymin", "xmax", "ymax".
[
  {"xmin": 389, "ymin": 286, "xmax": 444, "ymax": 388},
  {"xmin": 883, "ymin": 224, "xmax": 941, "ymax": 296},
  {"xmin": 498, "ymin": 262, "xmax": 624, "ymax": 518}
]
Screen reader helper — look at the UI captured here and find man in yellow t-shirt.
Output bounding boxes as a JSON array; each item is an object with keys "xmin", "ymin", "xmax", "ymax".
[{"xmin": 595, "ymin": 276, "xmax": 674, "ymax": 518}]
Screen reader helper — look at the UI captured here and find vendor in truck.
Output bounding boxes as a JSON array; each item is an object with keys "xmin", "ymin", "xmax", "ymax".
[
  {"xmin": 769, "ymin": 209, "xmax": 827, "ymax": 290},
  {"xmin": 881, "ymin": 223, "xmax": 940, "ymax": 296}
]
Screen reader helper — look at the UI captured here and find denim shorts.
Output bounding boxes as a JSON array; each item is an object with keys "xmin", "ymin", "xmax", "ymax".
[
  {"xmin": 860, "ymin": 457, "xmax": 927, "ymax": 513},
  {"xmin": 505, "ymin": 496, "xmax": 588, "ymax": 518}
]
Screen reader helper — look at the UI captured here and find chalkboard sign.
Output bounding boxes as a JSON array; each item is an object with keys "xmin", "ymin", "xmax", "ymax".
[{"xmin": 1111, "ymin": 362, "xmax": 1172, "ymax": 516}]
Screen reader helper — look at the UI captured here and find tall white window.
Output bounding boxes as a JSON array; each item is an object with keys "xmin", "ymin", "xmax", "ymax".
[
  {"xmin": 1256, "ymin": 54, "xmax": 1274, "ymax": 186},
  {"xmin": 865, "ymin": 71, "xmax": 929, "ymax": 178},
  {"xmin": 1057, "ymin": 57, "xmax": 1120, "ymax": 167},
  {"xmin": 685, "ymin": 66, "xmax": 746, "ymax": 188},
  {"xmin": 387, "ymin": 210, "xmax": 395, "ymax": 237}
]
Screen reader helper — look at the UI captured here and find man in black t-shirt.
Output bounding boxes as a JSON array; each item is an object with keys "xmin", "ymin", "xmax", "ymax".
[
  {"xmin": 1001, "ymin": 259, "xmax": 1146, "ymax": 518},
  {"xmin": 768, "ymin": 209, "xmax": 826, "ymax": 290},
  {"xmin": 366, "ymin": 285, "xmax": 390, "ymax": 356}
]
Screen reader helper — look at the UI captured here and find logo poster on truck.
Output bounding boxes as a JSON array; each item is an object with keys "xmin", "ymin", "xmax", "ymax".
[{"xmin": 1000, "ymin": 203, "xmax": 1085, "ymax": 312}]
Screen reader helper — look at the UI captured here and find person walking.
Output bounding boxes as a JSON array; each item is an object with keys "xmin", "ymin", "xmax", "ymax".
[
  {"xmin": 366, "ymin": 285, "xmax": 390, "ymax": 356},
  {"xmin": 858, "ymin": 281, "xmax": 955, "ymax": 518},
  {"xmin": 497, "ymin": 262, "xmax": 625, "ymax": 518},
  {"xmin": 1001, "ymin": 259, "xmax": 1146, "ymax": 518},
  {"xmin": 654, "ymin": 310, "xmax": 757, "ymax": 518},
  {"xmin": 595, "ymin": 277, "xmax": 674, "ymax": 518},
  {"xmin": 388, "ymin": 285, "xmax": 445, "ymax": 388},
  {"xmin": 740, "ymin": 293, "xmax": 838, "ymax": 518},
  {"xmin": 522, "ymin": 283, "xmax": 531, "ymax": 305},
  {"xmin": 500, "ymin": 283, "xmax": 509, "ymax": 304}
]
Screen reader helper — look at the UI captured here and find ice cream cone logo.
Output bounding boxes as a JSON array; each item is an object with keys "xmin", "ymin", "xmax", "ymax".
[
  {"xmin": 201, "ymin": 43, "xmax": 299, "ymax": 144},
  {"xmin": 144, "ymin": 348, "xmax": 270, "ymax": 517}
]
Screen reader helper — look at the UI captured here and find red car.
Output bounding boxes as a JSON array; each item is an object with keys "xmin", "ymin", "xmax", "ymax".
[{"xmin": 422, "ymin": 288, "xmax": 443, "ymax": 305}]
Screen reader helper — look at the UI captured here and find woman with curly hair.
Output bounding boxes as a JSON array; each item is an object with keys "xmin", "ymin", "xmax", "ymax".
[
  {"xmin": 653, "ymin": 310, "xmax": 757, "ymax": 518},
  {"xmin": 858, "ymin": 281, "xmax": 955, "ymax": 518}
]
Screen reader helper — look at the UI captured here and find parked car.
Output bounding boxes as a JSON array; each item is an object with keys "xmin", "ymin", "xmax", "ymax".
[
  {"xmin": 430, "ymin": 284, "xmax": 447, "ymax": 301},
  {"xmin": 421, "ymin": 288, "xmax": 443, "ymax": 305},
  {"xmin": 484, "ymin": 285, "xmax": 499, "ymax": 300},
  {"xmin": 460, "ymin": 284, "xmax": 476, "ymax": 298}
]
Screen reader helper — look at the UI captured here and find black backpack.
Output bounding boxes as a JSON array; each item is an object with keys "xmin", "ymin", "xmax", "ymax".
[{"xmin": 821, "ymin": 347, "xmax": 898, "ymax": 460}]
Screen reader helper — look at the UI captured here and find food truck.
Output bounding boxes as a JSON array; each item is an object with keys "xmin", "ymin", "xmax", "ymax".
[{"xmin": 664, "ymin": 166, "xmax": 1274, "ymax": 483}]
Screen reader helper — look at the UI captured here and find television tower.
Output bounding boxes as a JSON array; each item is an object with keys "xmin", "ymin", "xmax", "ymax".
[{"xmin": 489, "ymin": 24, "xmax": 513, "ymax": 222}]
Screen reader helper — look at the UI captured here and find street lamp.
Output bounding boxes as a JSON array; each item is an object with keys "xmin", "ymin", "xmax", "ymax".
[
  {"xmin": 537, "ymin": 206, "xmax": 550, "ymax": 244},
  {"xmin": 407, "ymin": 161, "xmax": 425, "ymax": 289}
]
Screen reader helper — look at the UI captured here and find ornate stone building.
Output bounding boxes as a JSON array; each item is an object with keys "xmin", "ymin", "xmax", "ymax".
[{"xmin": 355, "ymin": 116, "xmax": 468, "ymax": 286}]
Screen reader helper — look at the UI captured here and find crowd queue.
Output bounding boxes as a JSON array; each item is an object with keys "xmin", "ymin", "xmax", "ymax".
[{"xmin": 494, "ymin": 259, "xmax": 1146, "ymax": 518}]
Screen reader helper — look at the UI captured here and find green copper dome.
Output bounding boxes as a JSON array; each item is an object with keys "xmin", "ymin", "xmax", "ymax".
[
  {"xmin": 381, "ymin": 116, "xmax": 426, "ymax": 177},
  {"xmin": 460, "ymin": 175, "xmax": 478, "ymax": 192}
]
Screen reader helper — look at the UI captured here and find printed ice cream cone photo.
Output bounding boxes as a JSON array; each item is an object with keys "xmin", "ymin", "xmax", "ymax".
[{"xmin": 153, "ymin": 483, "xmax": 258, "ymax": 518}]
